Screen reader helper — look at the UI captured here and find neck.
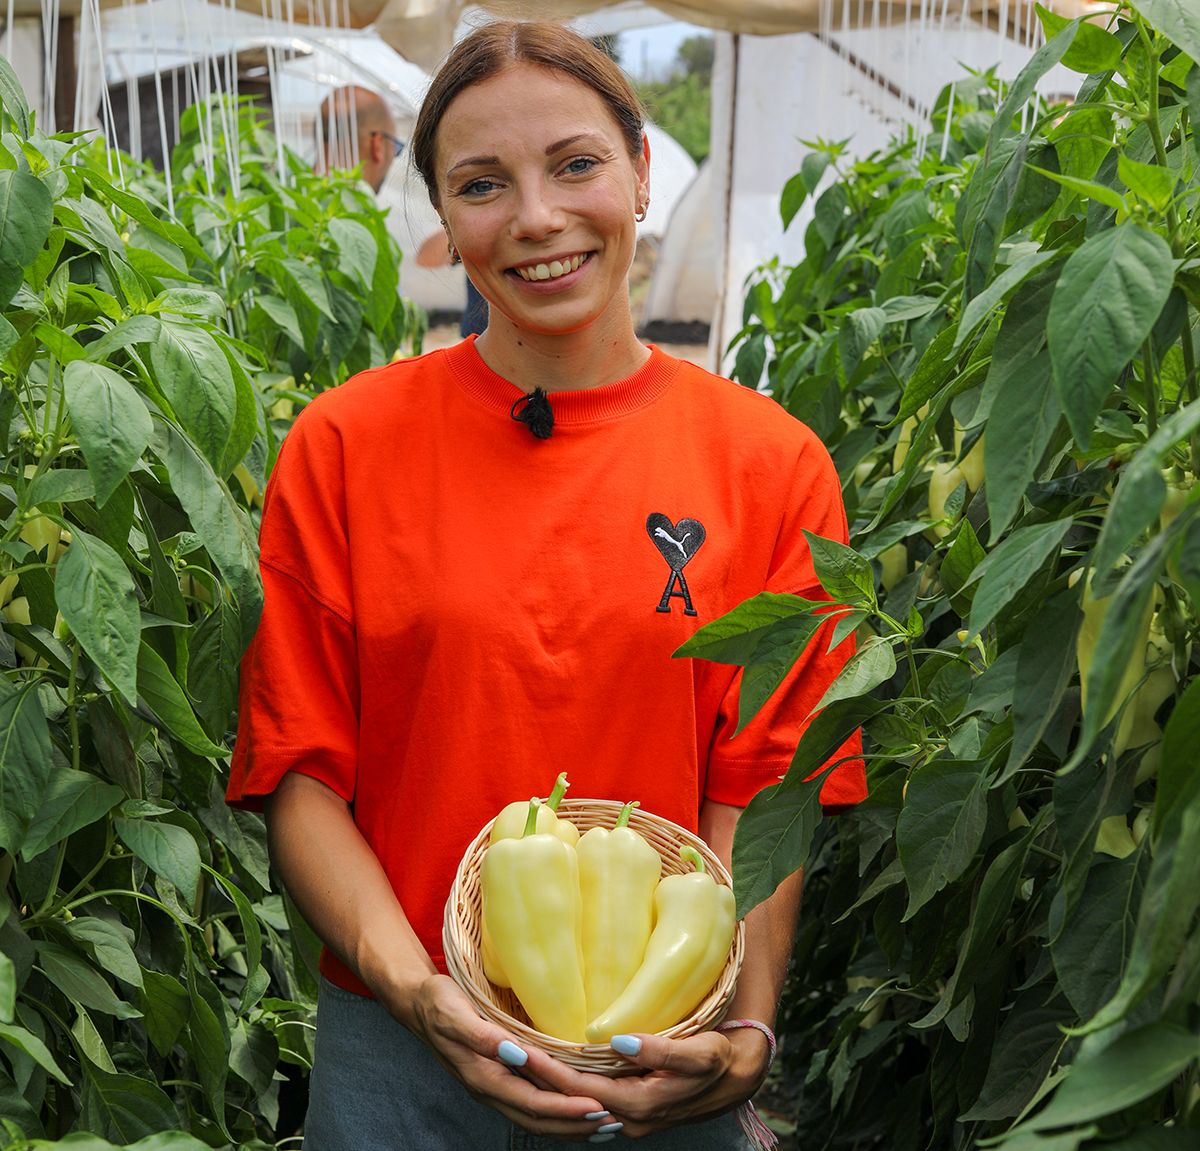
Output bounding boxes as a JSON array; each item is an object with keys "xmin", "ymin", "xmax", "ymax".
[{"xmin": 473, "ymin": 305, "xmax": 650, "ymax": 394}]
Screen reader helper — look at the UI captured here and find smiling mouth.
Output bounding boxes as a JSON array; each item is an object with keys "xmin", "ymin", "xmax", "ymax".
[{"xmin": 512, "ymin": 253, "xmax": 591, "ymax": 282}]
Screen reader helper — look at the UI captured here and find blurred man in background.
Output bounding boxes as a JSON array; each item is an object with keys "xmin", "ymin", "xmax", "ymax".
[{"xmin": 317, "ymin": 85, "xmax": 402, "ymax": 194}]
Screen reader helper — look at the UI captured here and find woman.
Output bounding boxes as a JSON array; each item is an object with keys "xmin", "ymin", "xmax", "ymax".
[{"xmin": 228, "ymin": 21, "xmax": 865, "ymax": 1150}]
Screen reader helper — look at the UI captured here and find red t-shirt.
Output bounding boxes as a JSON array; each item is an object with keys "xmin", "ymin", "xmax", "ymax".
[{"xmin": 228, "ymin": 337, "xmax": 865, "ymax": 994}]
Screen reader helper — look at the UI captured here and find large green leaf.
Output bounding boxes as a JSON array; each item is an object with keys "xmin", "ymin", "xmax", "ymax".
[
  {"xmin": 809, "ymin": 636, "xmax": 897, "ymax": 714},
  {"xmin": 803, "ymin": 531, "xmax": 876, "ymax": 608},
  {"xmin": 135, "ymin": 641, "xmax": 227, "ymax": 758},
  {"xmin": 1156, "ymin": 675, "xmax": 1200, "ymax": 839},
  {"xmin": 1047, "ymin": 224, "xmax": 1176, "ymax": 449},
  {"xmin": 152, "ymin": 417, "xmax": 263, "ymax": 637},
  {"xmin": 19, "ymin": 768, "xmax": 123, "ymax": 861},
  {"xmin": 114, "ymin": 815, "xmax": 201, "ymax": 906},
  {"xmin": 64, "ymin": 917, "xmax": 143, "ymax": 989},
  {"xmin": 0, "ymin": 677, "xmax": 53, "ymax": 855},
  {"xmin": 896, "ymin": 759, "xmax": 989, "ymax": 920},
  {"xmin": 0, "ymin": 1021, "xmax": 70, "ymax": 1084},
  {"xmin": 0, "ymin": 53, "xmax": 32, "ymax": 136},
  {"xmin": 63, "ymin": 361, "xmax": 153, "ymax": 508},
  {"xmin": 967, "ymin": 519, "xmax": 1073, "ymax": 638},
  {"xmin": 1130, "ymin": 0, "xmax": 1200, "ymax": 61},
  {"xmin": 35, "ymin": 942, "xmax": 140, "ymax": 1019},
  {"xmin": 986, "ymin": 21, "xmax": 1079, "ymax": 156},
  {"xmin": 81, "ymin": 1066, "xmax": 180, "ymax": 1143},
  {"xmin": 148, "ymin": 320, "xmax": 237, "ymax": 469},
  {"xmin": 0, "ymin": 170, "xmax": 53, "ymax": 308},
  {"xmin": 1036, "ymin": 5, "xmax": 1125, "ymax": 73},
  {"xmin": 1011, "ymin": 1022, "xmax": 1200, "ymax": 1134},
  {"xmin": 329, "ymin": 217, "xmax": 378, "ymax": 290},
  {"xmin": 54, "ymin": 528, "xmax": 141, "ymax": 706}
]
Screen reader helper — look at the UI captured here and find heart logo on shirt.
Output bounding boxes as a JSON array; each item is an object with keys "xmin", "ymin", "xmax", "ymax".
[{"xmin": 646, "ymin": 514, "xmax": 706, "ymax": 571}]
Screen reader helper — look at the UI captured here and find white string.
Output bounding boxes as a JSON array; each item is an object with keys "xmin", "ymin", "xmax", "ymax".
[{"xmin": 145, "ymin": 0, "xmax": 175, "ymax": 216}]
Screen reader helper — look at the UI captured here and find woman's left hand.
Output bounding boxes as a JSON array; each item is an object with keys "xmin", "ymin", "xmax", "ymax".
[{"xmin": 565, "ymin": 1027, "xmax": 771, "ymax": 1137}]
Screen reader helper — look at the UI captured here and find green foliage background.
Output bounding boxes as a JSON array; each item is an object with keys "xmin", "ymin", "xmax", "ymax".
[
  {"xmin": 693, "ymin": 2, "xmax": 1200, "ymax": 1148},
  {"xmin": 0, "ymin": 84, "xmax": 421, "ymax": 1148}
]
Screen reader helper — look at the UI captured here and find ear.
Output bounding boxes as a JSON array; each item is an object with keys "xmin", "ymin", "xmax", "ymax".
[{"xmin": 637, "ymin": 132, "xmax": 651, "ymax": 201}]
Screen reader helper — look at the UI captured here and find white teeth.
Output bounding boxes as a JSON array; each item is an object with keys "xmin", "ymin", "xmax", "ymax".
[{"xmin": 515, "ymin": 254, "xmax": 587, "ymax": 281}]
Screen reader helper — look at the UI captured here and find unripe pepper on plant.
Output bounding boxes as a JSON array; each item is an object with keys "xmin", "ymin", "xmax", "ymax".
[
  {"xmin": 927, "ymin": 461, "xmax": 965, "ymax": 540},
  {"xmin": 584, "ymin": 846, "xmax": 735, "ymax": 1043},
  {"xmin": 878, "ymin": 543, "xmax": 908, "ymax": 593},
  {"xmin": 576, "ymin": 801, "xmax": 661, "ymax": 1018},
  {"xmin": 481, "ymin": 798, "xmax": 589, "ymax": 1041}
]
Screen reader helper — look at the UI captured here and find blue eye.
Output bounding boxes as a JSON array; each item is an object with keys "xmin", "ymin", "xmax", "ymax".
[
  {"xmin": 462, "ymin": 178, "xmax": 498, "ymax": 196},
  {"xmin": 564, "ymin": 157, "xmax": 596, "ymax": 175}
]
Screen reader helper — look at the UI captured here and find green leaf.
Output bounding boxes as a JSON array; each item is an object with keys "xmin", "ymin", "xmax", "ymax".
[
  {"xmin": 54, "ymin": 528, "xmax": 140, "ymax": 706},
  {"xmin": 963, "ymin": 138, "xmax": 1028, "ymax": 303},
  {"xmin": 185, "ymin": 962, "xmax": 230, "ymax": 1132},
  {"xmin": 152, "ymin": 417, "xmax": 263, "ymax": 637},
  {"xmin": 1036, "ymin": 5, "xmax": 1125, "ymax": 72},
  {"xmin": 81, "ymin": 1066, "xmax": 180, "ymax": 1143},
  {"xmin": 64, "ymin": 917, "xmax": 143, "ymax": 989},
  {"xmin": 1048, "ymin": 224, "xmax": 1176, "ymax": 449},
  {"xmin": 329, "ymin": 217, "xmax": 377, "ymax": 289},
  {"xmin": 149, "ymin": 320, "xmax": 237, "ymax": 469},
  {"xmin": 985, "ymin": 349, "xmax": 1061, "ymax": 540},
  {"xmin": 0, "ymin": 1021, "xmax": 70, "ymax": 1084},
  {"xmin": 84, "ymin": 314, "xmax": 161, "ymax": 363},
  {"xmin": 968, "ymin": 519, "xmax": 1073, "ymax": 638},
  {"xmin": 895, "ymin": 323, "xmax": 960, "ymax": 422},
  {"xmin": 897, "ymin": 760, "xmax": 989, "ymax": 920},
  {"xmin": 956, "ymin": 249, "xmax": 1059, "ymax": 351},
  {"xmin": 138, "ymin": 970, "xmax": 189, "ymax": 1057},
  {"xmin": 0, "ymin": 677, "xmax": 53, "ymax": 855},
  {"xmin": 19, "ymin": 768, "xmax": 122, "ymax": 860},
  {"xmin": 675, "ymin": 592, "xmax": 825, "ymax": 666},
  {"xmin": 1076, "ymin": 802, "xmax": 1200, "ymax": 1033},
  {"xmin": 0, "ymin": 952, "xmax": 13, "ymax": 1023},
  {"xmin": 136, "ymin": 639, "xmax": 227, "ymax": 758},
  {"xmin": 35, "ymin": 941, "xmax": 141, "ymax": 1019},
  {"xmin": 987, "ymin": 21, "xmax": 1079, "ymax": 155},
  {"xmin": 1118, "ymin": 154, "xmax": 1179, "ymax": 213},
  {"xmin": 0, "ymin": 53, "xmax": 32, "ymax": 135},
  {"xmin": 803, "ymin": 531, "xmax": 876, "ymax": 608},
  {"xmin": 63, "ymin": 361, "xmax": 153, "ymax": 507},
  {"xmin": 1011, "ymin": 1022, "xmax": 1200, "ymax": 1134},
  {"xmin": 810, "ymin": 636, "xmax": 896, "ymax": 714},
  {"xmin": 1156, "ymin": 675, "xmax": 1200, "ymax": 839},
  {"xmin": 1129, "ymin": 1, "xmax": 1200, "ymax": 61},
  {"xmin": 72, "ymin": 1005, "xmax": 117, "ymax": 1073},
  {"xmin": 0, "ymin": 170, "xmax": 53, "ymax": 308},
  {"xmin": 1027, "ymin": 165, "xmax": 1127, "ymax": 211},
  {"xmin": 1005, "ymin": 590, "xmax": 1079, "ymax": 777},
  {"xmin": 780, "ymin": 172, "xmax": 808, "ymax": 229},
  {"xmin": 840, "ymin": 307, "xmax": 887, "ymax": 380},
  {"xmin": 115, "ymin": 815, "xmax": 201, "ymax": 906}
]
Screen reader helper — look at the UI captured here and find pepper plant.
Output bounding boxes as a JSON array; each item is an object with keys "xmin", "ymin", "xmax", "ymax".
[
  {"xmin": 689, "ymin": 2, "xmax": 1200, "ymax": 1148},
  {"xmin": 0, "ymin": 73, "xmax": 420, "ymax": 1147}
]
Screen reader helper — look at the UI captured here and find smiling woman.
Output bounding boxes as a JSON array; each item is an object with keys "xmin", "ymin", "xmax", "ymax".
[{"xmin": 227, "ymin": 18, "xmax": 867, "ymax": 1151}]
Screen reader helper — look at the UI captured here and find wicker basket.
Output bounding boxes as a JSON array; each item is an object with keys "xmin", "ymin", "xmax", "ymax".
[{"xmin": 443, "ymin": 797, "xmax": 746, "ymax": 1075}]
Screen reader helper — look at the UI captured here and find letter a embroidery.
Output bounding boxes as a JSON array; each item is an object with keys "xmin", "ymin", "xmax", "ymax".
[{"xmin": 646, "ymin": 513, "xmax": 707, "ymax": 616}]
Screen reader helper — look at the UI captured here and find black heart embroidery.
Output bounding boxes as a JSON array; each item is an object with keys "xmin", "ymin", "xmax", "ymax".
[{"xmin": 646, "ymin": 513, "xmax": 706, "ymax": 571}]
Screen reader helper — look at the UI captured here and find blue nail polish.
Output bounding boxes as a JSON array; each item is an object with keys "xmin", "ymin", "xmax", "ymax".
[
  {"xmin": 584, "ymin": 1111, "xmax": 610, "ymax": 1120},
  {"xmin": 610, "ymin": 1034, "xmax": 641, "ymax": 1056},
  {"xmin": 588, "ymin": 1136, "xmax": 616, "ymax": 1145},
  {"xmin": 497, "ymin": 1040, "xmax": 528, "ymax": 1067},
  {"xmin": 596, "ymin": 1121, "xmax": 624, "ymax": 1133}
]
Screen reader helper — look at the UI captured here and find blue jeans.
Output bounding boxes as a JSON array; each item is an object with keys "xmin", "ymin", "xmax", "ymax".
[{"xmin": 303, "ymin": 978, "xmax": 753, "ymax": 1150}]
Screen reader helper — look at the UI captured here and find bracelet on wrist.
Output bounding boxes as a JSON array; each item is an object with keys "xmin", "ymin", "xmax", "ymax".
[{"xmin": 715, "ymin": 1017, "xmax": 778, "ymax": 1070}]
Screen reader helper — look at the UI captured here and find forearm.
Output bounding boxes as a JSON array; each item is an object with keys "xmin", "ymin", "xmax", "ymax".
[
  {"xmin": 699, "ymin": 799, "xmax": 804, "ymax": 1028},
  {"xmin": 264, "ymin": 771, "xmax": 435, "ymax": 1027}
]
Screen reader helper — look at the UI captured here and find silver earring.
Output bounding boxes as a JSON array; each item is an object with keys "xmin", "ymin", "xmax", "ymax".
[
  {"xmin": 448, "ymin": 243, "xmax": 461, "ymax": 265},
  {"xmin": 635, "ymin": 200, "xmax": 649, "ymax": 222}
]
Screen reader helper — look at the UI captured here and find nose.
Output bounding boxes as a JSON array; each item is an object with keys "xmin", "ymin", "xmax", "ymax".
[{"xmin": 510, "ymin": 179, "xmax": 565, "ymax": 242}]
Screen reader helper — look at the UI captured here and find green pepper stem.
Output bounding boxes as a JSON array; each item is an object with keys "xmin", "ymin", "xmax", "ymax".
[
  {"xmin": 523, "ymin": 798, "xmax": 541, "ymax": 838},
  {"xmin": 547, "ymin": 772, "xmax": 569, "ymax": 811},
  {"xmin": 616, "ymin": 801, "xmax": 640, "ymax": 828},
  {"xmin": 680, "ymin": 845, "xmax": 705, "ymax": 873}
]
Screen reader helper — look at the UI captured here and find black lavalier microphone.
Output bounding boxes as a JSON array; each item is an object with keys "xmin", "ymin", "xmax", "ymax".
[{"xmin": 510, "ymin": 387, "xmax": 554, "ymax": 439}]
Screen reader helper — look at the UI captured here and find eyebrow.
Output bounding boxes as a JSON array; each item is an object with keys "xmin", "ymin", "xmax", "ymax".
[{"xmin": 445, "ymin": 133, "xmax": 607, "ymax": 178}]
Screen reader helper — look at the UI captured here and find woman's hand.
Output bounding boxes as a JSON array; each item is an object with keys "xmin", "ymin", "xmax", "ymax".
[
  {"xmin": 578, "ymin": 1027, "xmax": 771, "ymax": 1137},
  {"xmin": 395, "ymin": 973, "xmax": 617, "ymax": 1141}
]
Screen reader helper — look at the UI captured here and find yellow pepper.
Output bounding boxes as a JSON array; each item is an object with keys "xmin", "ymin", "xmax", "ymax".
[
  {"xmin": 577, "ymin": 801, "xmax": 661, "ymax": 1019},
  {"xmin": 585, "ymin": 846, "xmax": 736, "ymax": 1043},
  {"xmin": 481, "ymin": 798, "xmax": 588, "ymax": 1042},
  {"xmin": 481, "ymin": 773, "xmax": 578, "ymax": 989}
]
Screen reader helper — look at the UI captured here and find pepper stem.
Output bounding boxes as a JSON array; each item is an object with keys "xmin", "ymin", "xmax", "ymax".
[
  {"xmin": 680, "ymin": 845, "xmax": 705, "ymax": 873},
  {"xmin": 546, "ymin": 772, "xmax": 569, "ymax": 812},
  {"xmin": 522, "ymin": 798, "xmax": 541, "ymax": 838},
  {"xmin": 616, "ymin": 801, "xmax": 640, "ymax": 828}
]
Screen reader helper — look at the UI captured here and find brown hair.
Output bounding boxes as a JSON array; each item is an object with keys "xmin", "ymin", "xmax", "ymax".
[{"xmin": 411, "ymin": 21, "xmax": 645, "ymax": 206}]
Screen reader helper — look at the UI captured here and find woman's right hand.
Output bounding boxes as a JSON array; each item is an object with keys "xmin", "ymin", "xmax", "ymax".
[{"xmin": 397, "ymin": 973, "xmax": 618, "ymax": 1140}]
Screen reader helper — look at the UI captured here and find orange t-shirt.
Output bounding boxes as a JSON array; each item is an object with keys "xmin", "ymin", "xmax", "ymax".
[{"xmin": 227, "ymin": 337, "xmax": 865, "ymax": 994}]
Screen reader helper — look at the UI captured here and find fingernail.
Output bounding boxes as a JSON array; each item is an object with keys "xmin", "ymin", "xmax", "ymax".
[
  {"xmin": 584, "ymin": 1111, "xmax": 610, "ymax": 1120},
  {"xmin": 596, "ymin": 1121, "xmax": 624, "ymax": 1133},
  {"xmin": 610, "ymin": 1034, "xmax": 641, "ymax": 1056},
  {"xmin": 588, "ymin": 1137, "xmax": 616, "ymax": 1145},
  {"xmin": 497, "ymin": 1040, "xmax": 528, "ymax": 1067}
]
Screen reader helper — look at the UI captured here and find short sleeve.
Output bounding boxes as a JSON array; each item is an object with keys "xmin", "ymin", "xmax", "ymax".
[
  {"xmin": 704, "ymin": 428, "xmax": 867, "ymax": 811},
  {"xmin": 226, "ymin": 403, "xmax": 360, "ymax": 810}
]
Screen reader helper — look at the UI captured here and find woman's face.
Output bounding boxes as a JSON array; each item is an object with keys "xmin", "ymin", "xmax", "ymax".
[{"xmin": 433, "ymin": 63, "xmax": 649, "ymax": 339}]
